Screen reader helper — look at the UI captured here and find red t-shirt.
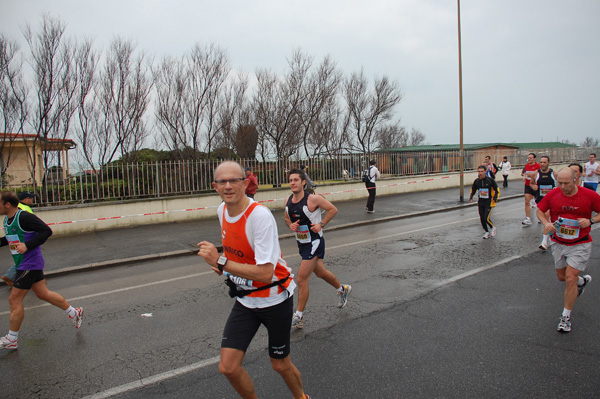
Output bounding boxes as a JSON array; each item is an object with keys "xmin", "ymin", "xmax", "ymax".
[
  {"xmin": 537, "ymin": 187, "xmax": 600, "ymax": 245},
  {"xmin": 522, "ymin": 162, "xmax": 541, "ymax": 186},
  {"xmin": 245, "ymin": 174, "xmax": 258, "ymax": 195}
]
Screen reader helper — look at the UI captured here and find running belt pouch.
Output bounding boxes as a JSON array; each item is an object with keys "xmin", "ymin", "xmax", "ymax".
[{"xmin": 224, "ymin": 276, "xmax": 290, "ymax": 298}]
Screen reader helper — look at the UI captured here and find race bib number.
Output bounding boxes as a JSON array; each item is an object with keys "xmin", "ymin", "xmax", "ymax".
[
  {"xmin": 479, "ymin": 188, "xmax": 489, "ymax": 199},
  {"xmin": 539, "ymin": 185, "xmax": 553, "ymax": 196},
  {"xmin": 556, "ymin": 218, "xmax": 580, "ymax": 240},
  {"xmin": 6, "ymin": 234, "xmax": 20, "ymax": 255},
  {"xmin": 226, "ymin": 273, "xmax": 254, "ymax": 289},
  {"xmin": 295, "ymin": 225, "xmax": 311, "ymax": 244}
]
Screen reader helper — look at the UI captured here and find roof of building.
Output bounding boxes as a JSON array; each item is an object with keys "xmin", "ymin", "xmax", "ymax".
[
  {"xmin": 380, "ymin": 142, "xmax": 577, "ymax": 152},
  {"xmin": 1, "ymin": 132, "xmax": 76, "ymax": 149}
]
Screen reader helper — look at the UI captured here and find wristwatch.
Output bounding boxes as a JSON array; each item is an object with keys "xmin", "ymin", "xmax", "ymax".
[
  {"xmin": 320, "ymin": 222, "xmax": 325, "ymax": 228},
  {"xmin": 217, "ymin": 255, "xmax": 228, "ymax": 272},
  {"xmin": 591, "ymin": 219, "xmax": 596, "ymax": 225}
]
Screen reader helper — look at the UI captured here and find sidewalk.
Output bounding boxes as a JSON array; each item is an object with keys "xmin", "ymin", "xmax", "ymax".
[{"xmin": 4, "ymin": 184, "xmax": 524, "ymax": 280}]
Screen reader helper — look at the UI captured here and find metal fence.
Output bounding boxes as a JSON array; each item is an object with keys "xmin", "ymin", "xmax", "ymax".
[{"xmin": 2, "ymin": 146, "xmax": 596, "ymax": 207}]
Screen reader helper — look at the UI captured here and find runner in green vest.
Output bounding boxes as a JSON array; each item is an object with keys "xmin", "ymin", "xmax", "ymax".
[
  {"xmin": 0, "ymin": 191, "xmax": 84, "ymax": 350},
  {"xmin": 1, "ymin": 191, "xmax": 35, "ymax": 286}
]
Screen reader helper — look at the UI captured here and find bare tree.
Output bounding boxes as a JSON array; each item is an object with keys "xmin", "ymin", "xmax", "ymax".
[
  {"xmin": 73, "ymin": 38, "xmax": 100, "ymax": 171},
  {"xmin": 581, "ymin": 136, "xmax": 599, "ymax": 147},
  {"xmin": 253, "ymin": 65, "xmax": 305, "ymax": 184},
  {"xmin": 154, "ymin": 43, "xmax": 230, "ymax": 159},
  {"xmin": 23, "ymin": 14, "xmax": 81, "ymax": 184},
  {"xmin": 375, "ymin": 122, "xmax": 406, "ymax": 149},
  {"xmin": 292, "ymin": 51, "xmax": 342, "ymax": 159},
  {"xmin": 216, "ymin": 72, "xmax": 252, "ymax": 153},
  {"xmin": 95, "ymin": 37, "xmax": 152, "ymax": 165},
  {"xmin": 343, "ymin": 68, "xmax": 403, "ymax": 157},
  {"xmin": 234, "ymin": 124, "xmax": 259, "ymax": 159},
  {"xmin": 0, "ymin": 35, "xmax": 29, "ymax": 176},
  {"xmin": 315, "ymin": 94, "xmax": 348, "ymax": 155},
  {"xmin": 408, "ymin": 128, "xmax": 426, "ymax": 146}
]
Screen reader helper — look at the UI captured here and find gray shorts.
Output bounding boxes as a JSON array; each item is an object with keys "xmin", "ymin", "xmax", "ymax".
[{"xmin": 550, "ymin": 241, "xmax": 592, "ymax": 271}]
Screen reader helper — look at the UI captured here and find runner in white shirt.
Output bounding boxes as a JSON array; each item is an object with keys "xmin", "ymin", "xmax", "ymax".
[{"xmin": 583, "ymin": 153, "xmax": 600, "ymax": 192}]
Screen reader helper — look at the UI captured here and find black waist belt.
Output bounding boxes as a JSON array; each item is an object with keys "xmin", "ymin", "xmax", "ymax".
[
  {"xmin": 225, "ymin": 275, "xmax": 290, "ymax": 298},
  {"xmin": 555, "ymin": 235, "xmax": 590, "ymax": 246}
]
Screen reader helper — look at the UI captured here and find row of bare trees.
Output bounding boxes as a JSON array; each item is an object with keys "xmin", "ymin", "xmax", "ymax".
[{"xmin": 1, "ymin": 14, "xmax": 425, "ymax": 180}]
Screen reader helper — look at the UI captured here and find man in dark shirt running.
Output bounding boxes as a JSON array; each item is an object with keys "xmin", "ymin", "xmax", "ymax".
[
  {"xmin": 285, "ymin": 169, "xmax": 351, "ymax": 329},
  {"xmin": 0, "ymin": 191, "xmax": 84, "ymax": 350},
  {"xmin": 470, "ymin": 165, "xmax": 500, "ymax": 239}
]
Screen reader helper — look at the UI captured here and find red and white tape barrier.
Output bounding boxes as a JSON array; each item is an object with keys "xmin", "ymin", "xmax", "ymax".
[{"xmin": 46, "ymin": 175, "xmax": 452, "ymax": 226}]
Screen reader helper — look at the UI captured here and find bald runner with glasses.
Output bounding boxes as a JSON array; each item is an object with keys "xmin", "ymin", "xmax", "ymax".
[{"xmin": 197, "ymin": 161, "xmax": 310, "ymax": 399}]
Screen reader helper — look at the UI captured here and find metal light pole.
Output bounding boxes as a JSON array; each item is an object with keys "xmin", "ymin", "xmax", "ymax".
[{"xmin": 457, "ymin": 0, "xmax": 465, "ymax": 202}]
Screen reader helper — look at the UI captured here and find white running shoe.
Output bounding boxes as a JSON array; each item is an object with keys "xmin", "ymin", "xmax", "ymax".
[
  {"xmin": 530, "ymin": 199, "xmax": 537, "ymax": 208},
  {"xmin": 0, "ymin": 335, "xmax": 18, "ymax": 350},
  {"xmin": 522, "ymin": 217, "xmax": 532, "ymax": 226},
  {"xmin": 291, "ymin": 313, "xmax": 304, "ymax": 329},
  {"xmin": 71, "ymin": 307, "xmax": 84, "ymax": 329},
  {"xmin": 338, "ymin": 284, "xmax": 352, "ymax": 308},
  {"xmin": 490, "ymin": 227, "xmax": 497, "ymax": 237},
  {"xmin": 483, "ymin": 232, "xmax": 491, "ymax": 239},
  {"xmin": 539, "ymin": 241, "xmax": 548, "ymax": 250},
  {"xmin": 557, "ymin": 315, "xmax": 571, "ymax": 333},
  {"xmin": 578, "ymin": 275, "xmax": 592, "ymax": 297}
]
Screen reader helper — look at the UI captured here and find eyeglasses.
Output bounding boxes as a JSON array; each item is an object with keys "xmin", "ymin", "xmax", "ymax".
[{"xmin": 214, "ymin": 177, "xmax": 245, "ymax": 186}]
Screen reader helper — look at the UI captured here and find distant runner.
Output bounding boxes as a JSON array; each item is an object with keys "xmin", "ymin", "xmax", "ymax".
[{"xmin": 470, "ymin": 165, "xmax": 500, "ymax": 239}]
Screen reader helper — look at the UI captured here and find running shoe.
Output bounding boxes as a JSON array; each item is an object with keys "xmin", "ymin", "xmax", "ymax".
[
  {"xmin": 366, "ymin": 210, "xmax": 375, "ymax": 214},
  {"xmin": 71, "ymin": 307, "xmax": 84, "ymax": 329},
  {"xmin": 522, "ymin": 217, "xmax": 532, "ymax": 226},
  {"xmin": 0, "ymin": 335, "xmax": 18, "ymax": 350},
  {"xmin": 539, "ymin": 241, "xmax": 548, "ymax": 251},
  {"xmin": 530, "ymin": 199, "xmax": 537, "ymax": 208},
  {"xmin": 1, "ymin": 275, "xmax": 13, "ymax": 287},
  {"xmin": 337, "ymin": 284, "xmax": 352, "ymax": 308},
  {"xmin": 557, "ymin": 315, "xmax": 571, "ymax": 333},
  {"xmin": 483, "ymin": 232, "xmax": 490, "ymax": 239},
  {"xmin": 291, "ymin": 314, "xmax": 304, "ymax": 329},
  {"xmin": 578, "ymin": 275, "xmax": 592, "ymax": 297},
  {"xmin": 490, "ymin": 227, "xmax": 497, "ymax": 237}
]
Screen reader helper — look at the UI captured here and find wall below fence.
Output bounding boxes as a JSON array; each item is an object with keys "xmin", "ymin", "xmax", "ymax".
[{"xmin": 33, "ymin": 164, "xmax": 568, "ymax": 237}]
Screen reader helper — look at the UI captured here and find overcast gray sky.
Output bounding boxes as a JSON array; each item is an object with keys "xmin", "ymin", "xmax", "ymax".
[{"xmin": 1, "ymin": 0, "xmax": 599, "ymax": 146}]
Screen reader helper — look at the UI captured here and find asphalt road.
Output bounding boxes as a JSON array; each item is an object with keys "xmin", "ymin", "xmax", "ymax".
[{"xmin": 1, "ymin": 195, "xmax": 599, "ymax": 398}]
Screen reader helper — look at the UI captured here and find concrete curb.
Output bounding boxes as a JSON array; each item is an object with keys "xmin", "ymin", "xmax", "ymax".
[{"xmin": 32, "ymin": 193, "xmax": 522, "ymax": 281}]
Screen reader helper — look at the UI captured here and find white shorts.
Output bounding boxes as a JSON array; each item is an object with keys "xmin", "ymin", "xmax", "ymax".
[{"xmin": 550, "ymin": 241, "xmax": 592, "ymax": 271}]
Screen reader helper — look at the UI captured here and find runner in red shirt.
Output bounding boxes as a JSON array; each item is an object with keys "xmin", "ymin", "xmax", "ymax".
[
  {"xmin": 521, "ymin": 153, "xmax": 541, "ymax": 226},
  {"xmin": 537, "ymin": 168, "xmax": 600, "ymax": 333}
]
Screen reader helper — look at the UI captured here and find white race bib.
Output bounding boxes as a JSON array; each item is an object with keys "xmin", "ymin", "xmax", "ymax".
[
  {"xmin": 295, "ymin": 225, "xmax": 311, "ymax": 244},
  {"xmin": 556, "ymin": 218, "xmax": 580, "ymax": 240},
  {"xmin": 539, "ymin": 185, "xmax": 553, "ymax": 196},
  {"xmin": 6, "ymin": 234, "xmax": 20, "ymax": 255}
]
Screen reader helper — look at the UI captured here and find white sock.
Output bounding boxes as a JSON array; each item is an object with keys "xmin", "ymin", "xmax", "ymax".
[
  {"xmin": 542, "ymin": 234, "xmax": 549, "ymax": 244},
  {"xmin": 295, "ymin": 310, "xmax": 303, "ymax": 318},
  {"xmin": 577, "ymin": 276, "xmax": 585, "ymax": 286},
  {"xmin": 562, "ymin": 308, "xmax": 571, "ymax": 318},
  {"xmin": 8, "ymin": 330, "xmax": 18, "ymax": 340},
  {"xmin": 66, "ymin": 306, "xmax": 76, "ymax": 318}
]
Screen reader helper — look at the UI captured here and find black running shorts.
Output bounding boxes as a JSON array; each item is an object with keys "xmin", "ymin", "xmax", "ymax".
[
  {"xmin": 13, "ymin": 269, "xmax": 45, "ymax": 290},
  {"xmin": 221, "ymin": 296, "xmax": 293, "ymax": 359},
  {"xmin": 524, "ymin": 185, "xmax": 536, "ymax": 196},
  {"xmin": 297, "ymin": 237, "xmax": 325, "ymax": 260}
]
